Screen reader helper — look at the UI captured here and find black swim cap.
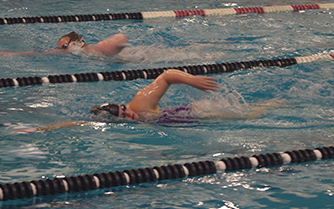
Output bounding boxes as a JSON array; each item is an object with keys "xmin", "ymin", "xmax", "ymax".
[{"xmin": 90, "ymin": 103, "xmax": 119, "ymax": 117}]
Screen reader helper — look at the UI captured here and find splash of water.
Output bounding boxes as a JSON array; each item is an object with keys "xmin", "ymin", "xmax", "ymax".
[
  {"xmin": 117, "ymin": 43, "xmax": 224, "ymax": 64},
  {"xmin": 191, "ymin": 84, "xmax": 252, "ymax": 119}
]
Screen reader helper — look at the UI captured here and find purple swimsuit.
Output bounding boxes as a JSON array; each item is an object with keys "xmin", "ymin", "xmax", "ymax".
[{"xmin": 156, "ymin": 104, "xmax": 198, "ymax": 124}]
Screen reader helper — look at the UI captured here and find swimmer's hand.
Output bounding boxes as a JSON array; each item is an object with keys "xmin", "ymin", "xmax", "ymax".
[
  {"xmin": 0, "ymin": 51, "xmax": 41, "ymax": 56},
  {"xmin": 162, "ymin": 69, "xmax": 220, "ymax": 92},
  {"xmin": 190, "ymin": 75, "xmax": 220, "ymax": 92},
  {"xmin": 0, "ymin": 52, "xmax": 13, "ymax": 56},
  {"xmin": 11, "ymin": 120, "xmax": 89, "ymax": 134},
  {"xmin": 11, "ymin": 128, "xmax": 39, "ymax": 134}
]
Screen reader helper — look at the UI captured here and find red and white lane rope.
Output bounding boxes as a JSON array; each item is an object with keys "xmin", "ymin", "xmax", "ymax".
[
  {"xmin": 142, "ymin": 3, "xmax": 334, "ymax": 18},
  {"xmin": 1, "ymin": 3, "xmax": 334, "ymax": 25}
]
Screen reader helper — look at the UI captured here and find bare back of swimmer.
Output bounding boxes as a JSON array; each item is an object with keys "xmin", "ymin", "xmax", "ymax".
[{"xmin": 0, "ymin": 31, "xmax": 127, "ymax": 57}]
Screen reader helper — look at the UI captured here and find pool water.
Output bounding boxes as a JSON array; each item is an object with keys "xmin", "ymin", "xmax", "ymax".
[{"xmin": 1, "ymin": 0, "xmax": 334, "ymax": 208}]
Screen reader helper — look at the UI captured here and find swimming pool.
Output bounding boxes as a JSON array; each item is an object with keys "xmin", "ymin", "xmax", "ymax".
[{"xmin": 1, "ymin": 0, "xmax": 334, "ymax": 208}]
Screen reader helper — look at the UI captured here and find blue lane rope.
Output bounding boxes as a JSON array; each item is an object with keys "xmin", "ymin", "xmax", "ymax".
[{"xmin": 0, "ymin": 146, "xmax": 333, "ymax": 201}]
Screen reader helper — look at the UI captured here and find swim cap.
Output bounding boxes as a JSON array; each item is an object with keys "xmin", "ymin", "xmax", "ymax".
[{"xmin": 90, "ymin": 103, "xmax": 119, "ymax": 117}]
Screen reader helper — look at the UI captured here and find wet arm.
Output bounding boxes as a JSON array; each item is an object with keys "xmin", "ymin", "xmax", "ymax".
[
  {"xmin": 128, "ymin": 69, "xmax": 219, "ymax": 112},
  {"xmin": 0, "ymin": 51, "xmax": 39, "ymax": 56},
  {"xmin": 0, "ymin": 48, "xmax": 64, "ymax": 56},
  {"xmin": 161, "ymin": 69, "xmax": 219, "ymax": 91},
  {"xmin": 11, "ymin": 120, "xmax": 89, "ymax": 134},
  {"xmin": 85, "ymin": 33, "xmax": 128, "ymax": 56}
]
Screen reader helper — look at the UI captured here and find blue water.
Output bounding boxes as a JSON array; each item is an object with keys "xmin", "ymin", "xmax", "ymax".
[{"xmin": 1, "ymin": 0, "xmax": 334, "ymax": 208}]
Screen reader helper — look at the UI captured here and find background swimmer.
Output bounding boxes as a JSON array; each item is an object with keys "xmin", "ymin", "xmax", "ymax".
[
  {"xmin": 57, "ymin": 31, "xmax": 127, "ymax": 56},
  {"xmin": 0, "ymin": 31, "xmax": 127, "ymax": 57},
  {"xmin": 0, "ymin": 31, "xmax": 226, "ymax": 63},
  {"xmin": 12, "ymin": 69, "xmax": 285, "ymax": 134}
]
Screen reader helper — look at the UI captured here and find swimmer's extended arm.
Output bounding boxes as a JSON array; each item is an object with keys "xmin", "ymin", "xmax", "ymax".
[
  {"xmin": 11, "ymin": 120, "xmax": 89, "ymax": 134},
  {"xmin": 0, "ymin": 49, "xmax": 62, "ymax": 56},
  {"xmin": 128, "ymin": 69, "xmax": 219, "ymax": 112},
  {"xmin": 0, "ymin": 51, "xmax": 39, "ymax": 56}
]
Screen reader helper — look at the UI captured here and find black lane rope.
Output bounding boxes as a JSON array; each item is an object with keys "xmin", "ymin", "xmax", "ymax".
[
  {"xmin": 0, "ymin": 146, "xmax": 333, "ymax": 201},
  {"xmin": 0, "ymin": 12, "xmax": 143, "ymax": 25},
  {"xmin": 1, "ymin": 3, "xmax": 334, "ymax": 25},
  {"xmin": 2, "ymin": 54, "xmax": 333, "ymax": 89},
  {"xmin": 1, "ymin": 56, "xmax": 297, "ymax": 88}
]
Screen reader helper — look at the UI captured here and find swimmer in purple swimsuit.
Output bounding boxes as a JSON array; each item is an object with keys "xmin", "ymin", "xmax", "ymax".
[
  {"xmin": 12, "ymin": 69, "xmax": 285, "ymax": 133},
  {"xmin": 90, "ymin": 69, "xmax": 219, "ymax": 122},
  {"xmin": 0, "ymin": 31, "xmax": 127, "ymax": 56},
  {"xmin": 12, "ymin": 69, "xmax": 219, "ymax": 133}
]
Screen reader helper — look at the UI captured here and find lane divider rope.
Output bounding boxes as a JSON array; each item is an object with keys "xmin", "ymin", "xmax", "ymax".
[
  {"xmin": 1, "ymin": 3, "xmax": 334, "ymax": 25},
  {"xmin": 0, "ymin": 146, "xmax": 333, "ymax": 201},
  {"xmin": 1, "ymin": 54, "xmax": 333, "ymax": 89}
]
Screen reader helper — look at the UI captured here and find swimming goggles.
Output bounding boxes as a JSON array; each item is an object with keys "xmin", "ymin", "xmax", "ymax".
[
  {"xmin": 60, "ymin": 39, "xmax": 72, "ymax": 49},
  {"xmin": 119, "ymin": 104, "xmax": 127, "ymax": 118},
  {"xmin": 90, "ymin": 103, "xmax": 127, "ymax": 118}
]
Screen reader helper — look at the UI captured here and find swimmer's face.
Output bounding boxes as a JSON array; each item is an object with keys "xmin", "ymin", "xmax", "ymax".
[
  {"xmin": 90, "ymin": 103, "xmax": 139, "ymax": 121},
  {"xmin": 118, "ymin": 104, "xmax": 139, "ymax": 120},
  {"xmin": 57, "ymin": 31, "xmax": 86, "ymax": 52},
  {"xmin": 57, "ymin": 36, "xmax": 71, "ymax": 51}
]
